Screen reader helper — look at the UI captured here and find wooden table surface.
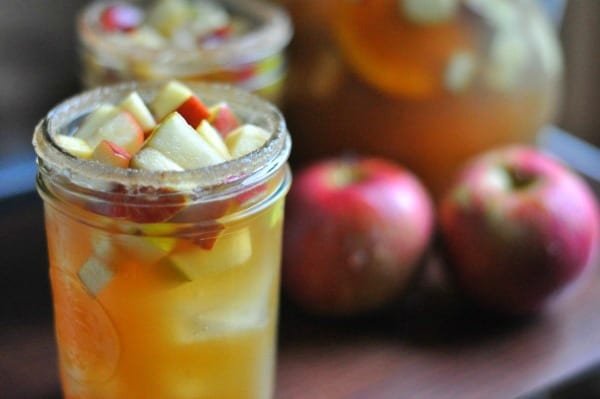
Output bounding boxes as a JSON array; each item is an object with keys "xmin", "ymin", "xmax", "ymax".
[{"xmin": 2, "ymin": 193, "xmax": 600, "ymax": 399}]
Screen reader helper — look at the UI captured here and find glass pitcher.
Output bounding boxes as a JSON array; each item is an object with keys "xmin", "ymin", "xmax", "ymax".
[{"xmin": 280, "ymin": 0, "xmax": 564, "ymax": 197}]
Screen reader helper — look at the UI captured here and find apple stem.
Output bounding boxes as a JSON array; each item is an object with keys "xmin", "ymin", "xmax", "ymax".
[
  {"xmin": 327, "ymin": 163, "xmax": 366, "ymax": 188},
  {"xmin": 502, "ymin": 165, "xmax": 536, "ymax": 190}
]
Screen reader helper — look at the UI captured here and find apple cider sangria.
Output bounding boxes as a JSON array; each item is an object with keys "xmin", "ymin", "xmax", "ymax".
[
  {"xmin": 33, "ymin": 81, "xmax": 291, "ymax": 399},
  {"xmin": 78, "ymin": 0, "xmax": 292, "ymax": 102},
  {"xmin": 280, "ymin": 0, "xmax": 563, "ymax": 197}
]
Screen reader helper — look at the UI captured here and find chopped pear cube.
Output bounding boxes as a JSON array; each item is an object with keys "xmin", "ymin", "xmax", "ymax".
[
  {"xmin": 131, "ymin": 147, "xmax": 184, "ymax": 172},
  {"xmin": 143, "ymin": 112, "xmax": 226, "ymax": 169},
  {"xmin": 225, "ymin": 124, "xmax": 271, "ymax": 158},
  {"xmin": 196, "ymin": 120, "xmax": 231, "ymax": 160},
  {"xmin": 54, "ymin": 135, "xmax": 93, "ymax": 159}
]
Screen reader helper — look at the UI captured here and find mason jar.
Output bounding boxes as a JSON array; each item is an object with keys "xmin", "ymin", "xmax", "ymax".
[
  {"xmin": 78, "ymin": 0, "xmax": 292, "ymax": 103},
  {"xmin": 33, "ymin": 81, "xmax": 291, "ymax": 398}
]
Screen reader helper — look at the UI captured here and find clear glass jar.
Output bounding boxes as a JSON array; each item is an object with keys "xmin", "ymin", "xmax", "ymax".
[
  {"xmin": 78, "ymin": 0, "xmax": 292, "ymax": 103},
  {"xmin": 280, "ymin": 0, "xmax": 563, "ymax": 197},
  {"xmin": 33, "ymin": 81, "xmax": 291, "ymax": 398}
]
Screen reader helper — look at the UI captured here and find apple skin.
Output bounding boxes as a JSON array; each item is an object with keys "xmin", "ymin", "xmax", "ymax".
[
  {"xmin": 283, "ymin": 157, "xmax": 434, "ymax": 316},
  {"xmin": 439, "ymin": 146, "xmax": 600, "ymax": 315},
  {"xmin": 208, "ymin": 102, "xmax": 240, "ymax": 137},
  {"xmin": 90, "ymin": 140, "xmax": 131, "ymax": 168},
  {"xmin": 100, "ymin": 4, "xmax": 143, "ymax": 32},
  {"xmin": 176, "ymin": 96, "xmax": 210, "ymax": 128}
]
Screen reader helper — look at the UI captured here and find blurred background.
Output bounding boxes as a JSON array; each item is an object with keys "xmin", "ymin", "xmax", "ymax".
[
  {"xmin": 1, "ymin": 0, "xmax": 599, "ymax": 398},
  {"xmin": 1, "ymin": 0, "xmax": 599, "ymax": 196}
]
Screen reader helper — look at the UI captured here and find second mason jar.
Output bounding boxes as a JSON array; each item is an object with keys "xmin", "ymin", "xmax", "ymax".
[{"xmin": 78, "ymin": 0, "xmax": 292, "ymax": 103}]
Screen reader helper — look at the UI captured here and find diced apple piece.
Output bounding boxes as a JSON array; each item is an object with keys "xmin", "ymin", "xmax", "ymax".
[
  {"xmin": 78, "ymin": 234, "xmax": 118, "ymax": 296},
  {"xmin": 100, "ymin": 3, "xmax": 143, "ymax": 32},
  {"xmin": 75, "ymin": 104, "xmax": 120, "ymax": 141},
  {"xmin": 150, "ymin": 80, "xmax": 192, "ymax": 121},
  {"xmin": 150, "ymin": 81, "xmax": 210, "ymax": 126},
  {"xmin": 131, "ymin": 147, "xmax": 184, "ymax": 172},
  {"xmin": 146, "ymin": 0, "xmax": 190, "ymax": 37},
  {"xmin": 54, "ymin": 134, "xmax": 93, "ymax": 159},
  {"xmin": 400, "ymin": 0, "xmax": 459, "ymax": 25},
  {"xmin": 85, "ymin": 110, "xmax": 144, "ymax": 155},
  {"xmin": 78, "ymin": 256, "xmax": 115, "ymax": 296},
  {"xmin": 172, "ymin": 0, "xmax": 230, "ymax": 47},
  {"xmin": 119, "ymin": 91, "xmax": 156, "ymax": 134},
  {"xmin": 196, "ymin": 120, "xmax": 231, "ymax": 160},
  {"xmin": 176, "ymin": 96, "xmax": 210, "ymax": 128},
  {"xmin": 90, "ymin": 140, "xmax": 132, "ymax": 168},
  {"xmin": 168, "ymin": 227, "xmax": 252, "ymax": 280},
  {"xmin": 120, "ymin": 26, "xmax": 168, "ymax": 49},
  {"xmin": 162, "ymin": 232, "xmax": 273, "ymax": 343},
  {"xmin": 208, "ymin": 102, "xmax": 240, "ymax": 137},
  {"xmin": 225, "ymin": 124, "xmax": 271, "ymax": 158},
  {"xmin": 118, "ymin": 235, "xmax": 176, "ymax": 265},
  {"xmin": 84, "ymin": 183, "xmax": 186, "ymax": 223},
  {"xmin": 143, "ymin": 112, "xmax": 226, "ymax": 168}
]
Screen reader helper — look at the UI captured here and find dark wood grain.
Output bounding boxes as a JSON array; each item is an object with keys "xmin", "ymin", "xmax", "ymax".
[{"xmin": 275, "ymin": 257, "xmax": 600, "ymax": 399}]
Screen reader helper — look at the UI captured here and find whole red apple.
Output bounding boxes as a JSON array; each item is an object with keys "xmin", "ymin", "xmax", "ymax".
[
  {"xmin": 283, "ymin": 157, "xmax": 434, "ymax": 316},
  {"xmin": 439, "ymin": 146, "xmax": 600, "ymax": 315}
]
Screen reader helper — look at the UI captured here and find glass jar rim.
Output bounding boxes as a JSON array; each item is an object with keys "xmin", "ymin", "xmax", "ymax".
[
  {"xmin": 78, "ymin": 0, "xmax": 293, "ymax": 67},
  {"xmin": 32, "ymin": 81, "xmax": 291, "ymax": 199}
]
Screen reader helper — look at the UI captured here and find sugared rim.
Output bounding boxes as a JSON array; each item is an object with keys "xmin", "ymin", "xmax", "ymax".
[
  {"xmin": 78, "ymin": 0, "xmax": 293, "ymax": 66},
  {"xmin": 32, "ymin": 81, "xmax": 291, "ymax": 196}
]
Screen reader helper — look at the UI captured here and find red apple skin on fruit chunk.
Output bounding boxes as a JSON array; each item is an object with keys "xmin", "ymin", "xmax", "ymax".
[
  {"xmin": 283, "ymin": 157, "xmax": 434, "ymax": 316},
  {"xmin": 177, "ymin": 96, "xmax": 210, "ymax": 128},
  {"xmin": 88, "ymin": 185, "xmax": 187, "ymax": 224},
  {"xmin": 150, "ymin": 81, "xmax": 210, "ymax": 127},
  {"xmin": 79, "ymin": 110, "xmax": 144, "ymax": 155},
  {"xmin": 90, "ymin": 140, "xmax": 131, "ymax": 168},
  {"xmin": 100, "ymin": 4, "xmax": 143, "ymax": 32},
  {"xmin": 439, "ymin": 146, "xmax": 600, "ymax": 315},
  {"xmin": 208, "ymin": 102, "xmax": 240, "ymax": 137}
]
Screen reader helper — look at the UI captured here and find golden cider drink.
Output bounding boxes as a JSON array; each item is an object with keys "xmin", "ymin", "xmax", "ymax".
[
  {"xmin": 281, "ymin": 0, "xmax": 563, "ymax": 197},
  {"xmin": 33, "ymin": 82, "xmax": 291, "ymax": 398}
]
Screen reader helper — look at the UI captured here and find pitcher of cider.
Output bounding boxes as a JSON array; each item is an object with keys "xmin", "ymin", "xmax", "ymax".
[{"xmin": 280, "ymin": 0, "xmax": 563, "ymax": 197}]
